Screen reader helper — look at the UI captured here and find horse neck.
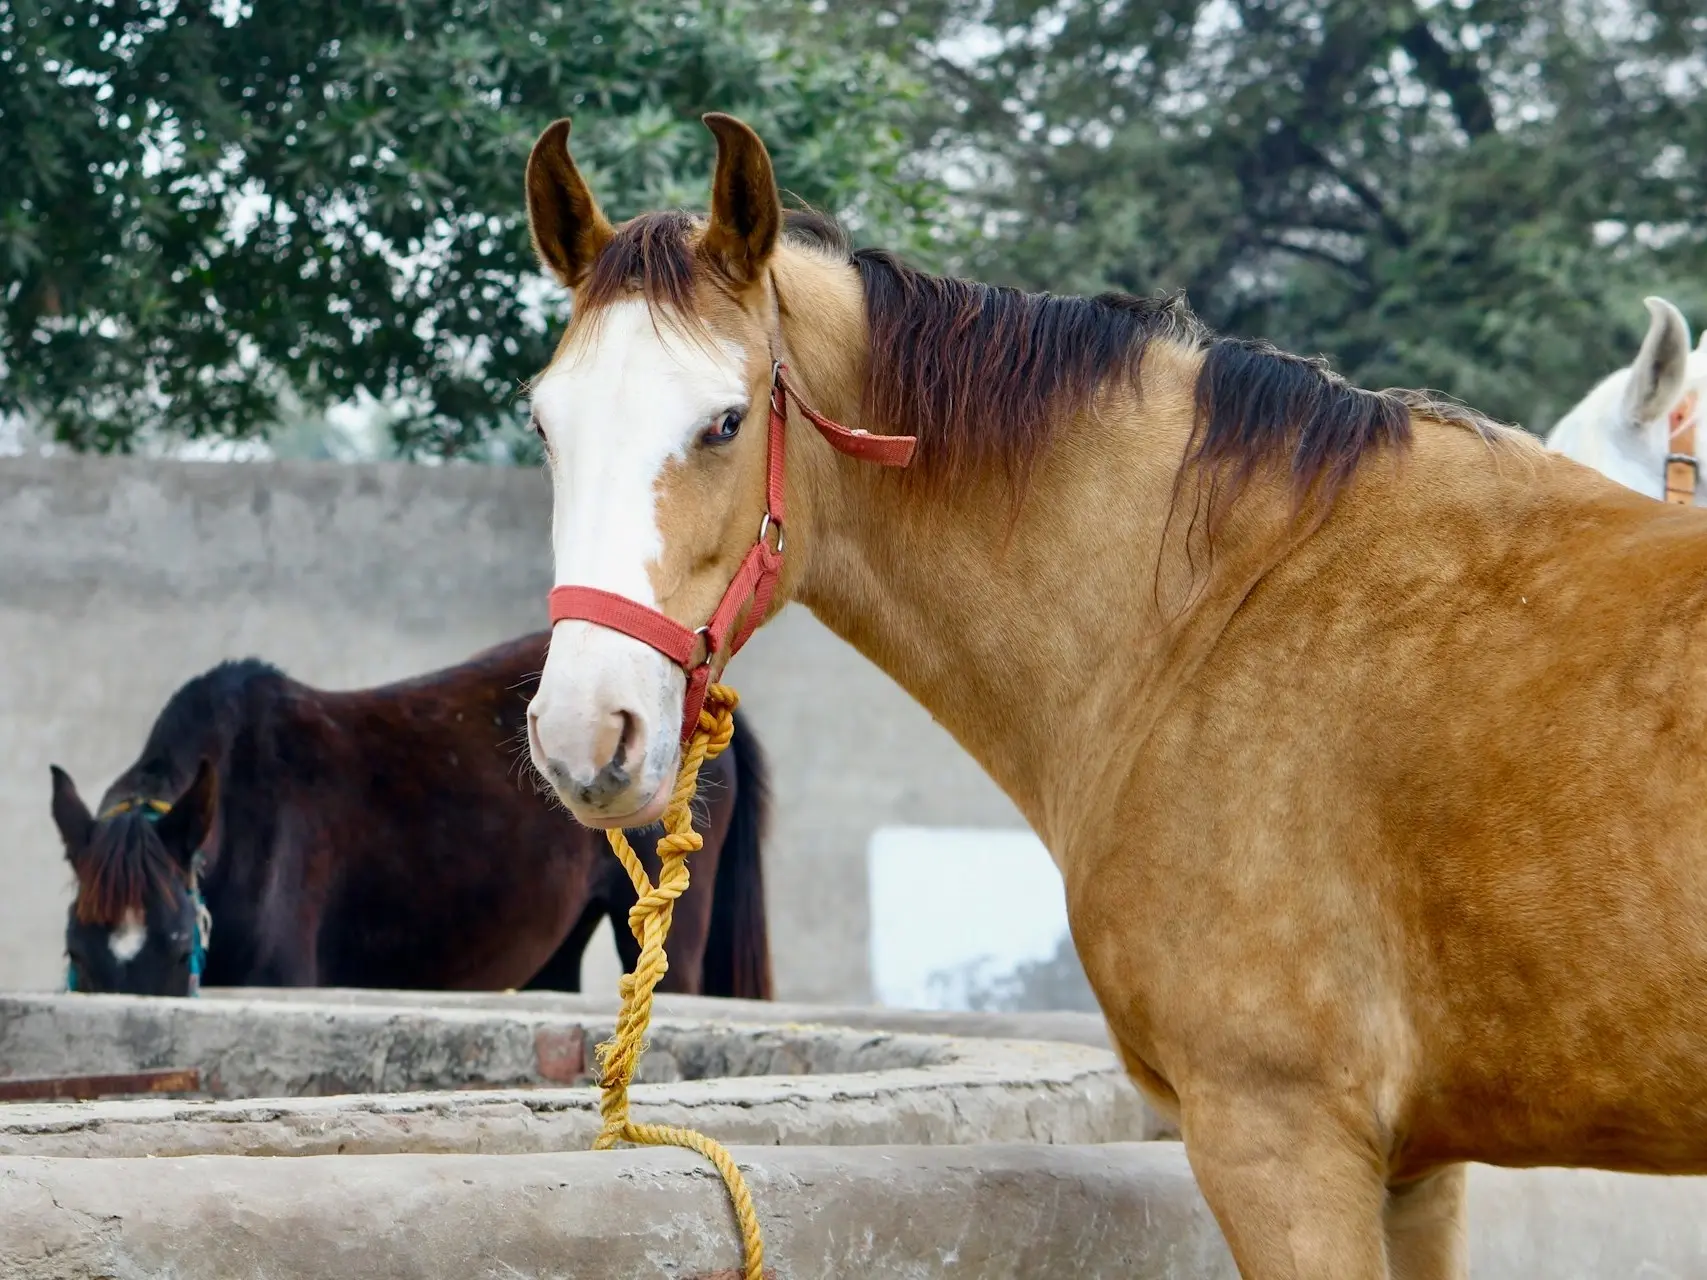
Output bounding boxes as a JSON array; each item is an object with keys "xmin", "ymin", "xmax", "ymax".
[
  {"xmin": 773, "ymin": 260, "xmax": 1302, "ymax": 849},
  {"xmin": 111, "ymin": 692, "xmax": 244, "ymax": 816}
]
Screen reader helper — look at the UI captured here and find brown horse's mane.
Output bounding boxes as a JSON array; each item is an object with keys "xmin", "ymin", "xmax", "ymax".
[
  {"xmin": 574, "ymin": 207, "xmax": 1499, "ymax": 512},
  {"xmin": 73, "ymin": 813, "xmax": 181, "ymax": 925}
]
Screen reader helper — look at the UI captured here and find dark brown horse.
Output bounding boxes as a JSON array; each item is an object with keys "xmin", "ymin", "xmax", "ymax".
[{"xmin": 50, "ymin": 632, "xmax": 771, "ymax": 1000}]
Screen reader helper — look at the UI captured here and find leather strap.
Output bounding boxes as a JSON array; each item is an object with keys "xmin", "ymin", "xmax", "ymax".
[
  {"xmin": 777, "ymin": 367, "xmax": 918, "ymax": 468},
  {"xmin": 548, "ymin": 362, "xmax": 915, "ymax": 740},
  {"xmin": 547, "ymin": 586, "xmax": 700, "ymax": 667},
  {"xmin": 1666, "ymin": 389, "xmax": 1700, "ymax": 506}
]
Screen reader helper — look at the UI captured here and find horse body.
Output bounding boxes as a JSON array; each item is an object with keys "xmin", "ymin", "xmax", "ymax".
[
  {"xmin": 1084, "ymin": 431, "xmax": 1707, "ymax": 1173},
  {"xmin": 515, "ymin": 112, "xmax": 1707, "ymax": 1277},
  {"xmin": 53, "ymin": 633, "xmax": 771, "ymax": 998},
  {"xmin": 777, "ymin": 264, "xmax": 1707, "ymax": 1180}
]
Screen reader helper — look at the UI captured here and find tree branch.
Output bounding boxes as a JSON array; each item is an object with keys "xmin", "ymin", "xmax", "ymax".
[
  {"xmin": 1258, "ymin": 235, "xmax": 1363, "ymax": 277},
  {"xmin": 1397, "ymin": 19, "xmax": 1496, "ymax": 139}
]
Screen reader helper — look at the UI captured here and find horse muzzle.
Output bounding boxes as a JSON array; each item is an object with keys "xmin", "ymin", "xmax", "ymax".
[{"xmin": 527, "ymin": 623, "xmax": 682, "ymax": 828}]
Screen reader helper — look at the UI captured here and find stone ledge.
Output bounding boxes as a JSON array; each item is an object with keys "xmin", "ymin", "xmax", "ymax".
[
  {"xmin": 0, "ymin": 996, "xmax": 1162, "ymax": 1157},
  {"xmin": 0, "ymin": 1143, "xmax": 1232, "ymax": 1280},
  {"xmin": 5, "ymin": 1143, "xmax": 1707, "ymax": 1280},
  {"xmin": 205, "ymin": 985, "xmax": 1120, "ymax": 1050}
]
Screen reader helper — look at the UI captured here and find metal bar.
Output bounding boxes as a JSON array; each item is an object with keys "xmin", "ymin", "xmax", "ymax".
[{"xmin": 0, "ymin": 1067, "xmax": 202, "ymax": 1102}]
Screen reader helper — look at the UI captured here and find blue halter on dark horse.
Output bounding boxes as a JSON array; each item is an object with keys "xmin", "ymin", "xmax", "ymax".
[{"xmin": 65, "ymin": 796, "xmax": 211, "ymax": 996}]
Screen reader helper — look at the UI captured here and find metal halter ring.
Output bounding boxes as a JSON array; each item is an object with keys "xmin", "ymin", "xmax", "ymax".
[{"xmin": 757, "ymin": 511, "xmax": 784, "ymax": 555}]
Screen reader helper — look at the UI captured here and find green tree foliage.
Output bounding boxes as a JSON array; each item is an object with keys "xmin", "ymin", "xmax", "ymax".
[
  {"xmin": 11, "ymin": 2, "xmax": 1707, "ymax": 451},
  {"xmin": 1, "ymin": 0, "xmax": 944, "ymax": 455},
  {"xmin": 845, "ymin": 0, "xmax": 1707, "ymax": 430}
]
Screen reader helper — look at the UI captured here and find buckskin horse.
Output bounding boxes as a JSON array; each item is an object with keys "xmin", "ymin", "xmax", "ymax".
[
  {"xmin": 51, "ymin": 632, "xmax": 770, "ymax": 1001},
  {"xmin": 515, "ymin": 112, "xmax": 1707, "ymax": 1278}
]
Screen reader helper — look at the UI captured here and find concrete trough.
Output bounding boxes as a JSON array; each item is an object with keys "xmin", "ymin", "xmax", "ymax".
[
  {"xmin": 0, "ymin": 993, "xmax": 1161, "ymax": 1158},
  {"xmin": 6, "ymin": 991, "xmax": 1707, "ymax": 1277},
  {"xmin": 4, "ymin": 1142, "xmax": 1707, "ymax": 1280},
  {"xmin": 203, "ymin": 984, "xmax": 1123, "ymax": 1051}
]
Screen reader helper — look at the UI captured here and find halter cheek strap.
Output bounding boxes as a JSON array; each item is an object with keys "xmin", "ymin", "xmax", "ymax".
[
  {"xmin": 548, "ymin": 362, "xmax": 917, "ymax": 741},
  {"xmin": 1665, "ymin": 389, "xmax": 1701, "ymax": 505}
]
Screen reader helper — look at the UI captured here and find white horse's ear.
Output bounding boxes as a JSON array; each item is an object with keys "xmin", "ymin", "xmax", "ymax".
[{"xmin": 1622, "ymin": 296, "xmax": 1692, "ymax": 425}]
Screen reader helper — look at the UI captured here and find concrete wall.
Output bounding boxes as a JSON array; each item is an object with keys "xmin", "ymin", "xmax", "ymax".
[
  {"xmin": 8, "ymin": 1145, "xmax": 1707, "ymax": 1280},
  {"xmin": 0, "ymin": 456, "xmax": 1021, "ymax": 999}
]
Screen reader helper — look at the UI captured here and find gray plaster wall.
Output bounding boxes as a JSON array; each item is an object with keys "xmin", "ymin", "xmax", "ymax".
[{"xmin": 0, "ymin": 456, "xmax": 1021, "ymax": 999}]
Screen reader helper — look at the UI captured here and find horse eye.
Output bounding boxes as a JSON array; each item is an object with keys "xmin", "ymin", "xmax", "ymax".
[{"xmin": 701, "ymin": 408, "xmax": 743, "ymax": 446}]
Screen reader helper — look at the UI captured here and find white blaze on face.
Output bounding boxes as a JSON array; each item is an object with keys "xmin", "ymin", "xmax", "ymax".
[
  {"xmin": 527, "ymin": 299, "xmax": 749, "ymax": 815},
  {"xmin": 108, "ymin": 908, "xmax": 147, "ymax": 964}
]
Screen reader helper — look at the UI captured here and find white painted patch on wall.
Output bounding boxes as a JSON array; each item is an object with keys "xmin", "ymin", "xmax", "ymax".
[
  {"xmin": 580, "ymin": 917, "xmax": 624, "ymax": 997},
  {"xmin": 867, "ymin": 826, "xmax": 1070, "ymax": 1010},
  {"xmin": 108, "ymin": 910, "xmax": 147, "ymax": 964}
]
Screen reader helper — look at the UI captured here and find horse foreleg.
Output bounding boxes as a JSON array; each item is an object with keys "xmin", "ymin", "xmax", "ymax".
[
  {"xmin": 1180, "ymin": 1083, "xmax": 1391, "ymax": 1279},
  {"xmin": 1384, "ymin": 1166, "xmax": 1467, "ymax": 1280}
]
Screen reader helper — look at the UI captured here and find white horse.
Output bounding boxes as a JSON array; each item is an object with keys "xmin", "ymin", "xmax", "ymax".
[{"xmin": 1546, "ymin": 295, "xmax": 1707, "ymax": 503}]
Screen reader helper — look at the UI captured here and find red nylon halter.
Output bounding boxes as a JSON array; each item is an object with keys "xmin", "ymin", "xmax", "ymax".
[{"xmin": 548, "ymin": 362, "xmax": 917, "ymax": 741}]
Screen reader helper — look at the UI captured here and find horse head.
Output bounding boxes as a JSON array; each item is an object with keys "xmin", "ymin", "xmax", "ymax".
[
  {"xmin": 1547, "ymin": 295, "xmax": 1707, "ymax": 501},
  {"xmin": 520, "ymin": 114, "xmax": 815, "ymax": 828},
  {"xmin": 51, "ymin": 758, "xmax": 216, "ymax": 995}
]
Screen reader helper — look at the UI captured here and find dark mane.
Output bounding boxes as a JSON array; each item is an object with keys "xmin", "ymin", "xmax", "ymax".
[
  {"xmin": 74, "ymin": 814, "xmax": 180, "ymax": 925},
  {"xmin": 75, "ymin": 658, "xmax": 283, "ymax": 924},
  {"xmin": 572, "ymin": 207, "xmax": 1457, "ymax": 511},
  {"xmin": 579, "ymin": 210, "xmax": 702, "ymax": 316},
  {"xmin": 847, "ymin": 246, "xmax": 1431, "ymax": 511},
  {"xmin": 850, "ymin": 250, "xmax": 1199, "ymax": 489}
]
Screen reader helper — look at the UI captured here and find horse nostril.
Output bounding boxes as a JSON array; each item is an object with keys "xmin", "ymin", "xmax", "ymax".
[
  {"xmin": 532, "ymin": 705, "xmax": 645, "ymax": 809},
  {"xmin": 574, "ymin": 756, "xmax": 633, "ymax": 808},
  {"xmin": 592, "ymin": 709, "xmax": 638, "ymax": 774}
]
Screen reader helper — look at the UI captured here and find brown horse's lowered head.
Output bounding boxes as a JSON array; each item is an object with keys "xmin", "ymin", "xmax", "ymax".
[
  {"xmin": 51, "ymin": 759, "xmax": 217, "ymax": 995},
  {"xmin": 522, "ymin": 114, "xmax": 803, "ymax": 828}
]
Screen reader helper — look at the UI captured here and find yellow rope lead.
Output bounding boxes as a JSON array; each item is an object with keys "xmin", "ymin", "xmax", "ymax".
[{"xmin": 596, "ymin": 682, "xmax": 765, "ymax": 1280}]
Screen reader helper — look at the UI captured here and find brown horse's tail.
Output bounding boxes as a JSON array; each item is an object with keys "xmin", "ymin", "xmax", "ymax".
[{"xmin": 703, "ymin": 709, "xmax": 773, "ymax": 999}]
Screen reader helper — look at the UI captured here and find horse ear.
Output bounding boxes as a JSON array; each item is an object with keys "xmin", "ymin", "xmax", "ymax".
[
  {"xmin": 1623, "ymin": 296, "xmax": 1692, "ymax": 425},
  {"xmin": 157, "ymin": 758, "xmax": 218, "ymax": 867},
  {"xmin": 49, "ymin": 766, "xmax": 93, "ymax": 860},
  {"xmin": 526, "ymin": 118, "xmax": 614, "ymax": 289},
  {"xmin": 701, "ymin": 113, "xmax": 780, "ymax": 287}
]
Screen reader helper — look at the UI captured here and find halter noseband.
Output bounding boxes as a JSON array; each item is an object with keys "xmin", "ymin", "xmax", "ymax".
[
  {"xmin": 68, "ymin": 799, "xmax": 213, "ymax": 996},
  {"xmin": 548, "ymin": 361, "xmax": 916, "ymax": 740},
  {"xmin": 1665, "ymin": 389, "xmax": 1702, "ymax": 505}
]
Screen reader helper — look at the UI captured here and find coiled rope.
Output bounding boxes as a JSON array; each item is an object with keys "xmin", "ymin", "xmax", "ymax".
[{"xmin": 594, "ymin": 681, "xmax": 765, "ymax": 1280}]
